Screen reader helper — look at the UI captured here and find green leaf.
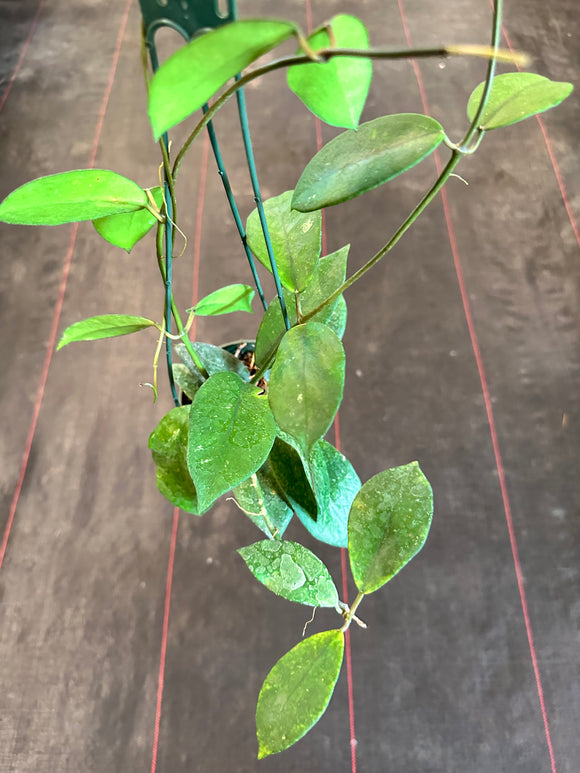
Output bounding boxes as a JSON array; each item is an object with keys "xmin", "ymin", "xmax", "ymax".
[
  {"xmin": 467, "ymin": 72, "xmax": 574, "ymax": 131},
  {"xmin": 257, "ymin": 630, "xmax": 344, "ymax": 758},
  {"xmin": 172, "ymin": 363, "xmax": 203, "ymax": 401},
  {"xmin": 326, "ymin": 293, "xmax": 347, "ymax": 340},
  {"xmin": 57, "ymin": 314, "xmax": 156, "ymax": 350},
  {"xmin": 174, "ymin": 341, "xmax": 250, "ymax": 382},
  {"xmin": 149, "ymin": 406, "xmax": 199, "ymax": 514},
  {"xmin": 246, "ymin": 190, "xmax": 321, "ymax": 291},
  {"xmin": 93, "ymin": 186, "xmax": 163, "ymax": 251},
  {"xmin": 287, "ymin": 15, "xmax": 371, "ymax": 129},
  {"xmin": 149, "ymin": 20, "xmax": 297, "ymax": 139},
  {"xmin": 233, "ymin": 464, "xmax": 293, "ymax": 539},
  {"xmin": 292, "ymin": 114, "xmax": 445, "ymax": 211},
  {"xmin": 255, "ymin": 245, "xmax": 349, "ymax": 367},
  {"xmin": 268, "ymin": 322, "xmax": 345, "ymax": 454},
  {"xmin": 194, "ymin": 284, "xmax": 255, "ymax": 316},
  {"xmin": 187, "ymin": 372, "xmax": 277, "ymax": 512},
  {"xmin": 268, "ymin": 436, "xmax": 318, "ymax": 522},
  {"xmin": 348, "ymin": 461, "xmax": 433, "ymax": 594},
  {"xmin": 238, "ymin": 540, "xmax": 339, "ymax": 607},
  {"xmin": 0, "ymin": 169, "xmax": 148, "ymax": 225}
]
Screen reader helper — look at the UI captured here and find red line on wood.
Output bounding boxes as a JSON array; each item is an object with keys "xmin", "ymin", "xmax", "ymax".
[
  {"xmin": 0, "ymin": 0, "xmax": 134, "ymax": 574},
  {"xmin": 0, "ymin": 0, "xmax": 46, "ymax": 115},
  {"xmin": 395, "ymin": 0, "xmax": 557, "ymax": 770}
]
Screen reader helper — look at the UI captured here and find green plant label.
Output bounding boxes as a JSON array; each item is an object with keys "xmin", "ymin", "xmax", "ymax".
[
  {"xmin": 149, "ymin": 406, "xmax": 199, "ymax": 514},
  {"xmin": 193, "ymin": 283, "xmax": 255, "ymax": 316},
  {"xmin": 268, "ymin": 322, "xmax": 345, "ymax": 454},
  {"xmin": 187, "ymin": 372, "xmax": 277, "ymax": 512},
  {"xmin": 57, "ymin": 314, "xmax": 156, "ymax": 350},
  {"xmin": 93, "ymin": 186, "xmax": 163, "ymax": 251},
  {"xmin": 238, "ymin": 540, "xmax": 339, "ymax": 607},
  {"xmin": 348, "ymin": 461, "xmax": 433, "ymax": 593},
  {"xmin": 149, "ymin": 20, "xmax": 297, "ymax": 139},
  {"xmin": 256, "ymin": 630, "xmax": 344, "ymax": 758},
  {"xmin": 467, "ymin": 72, "xmax": 574, "ymax": 131},
  {"xmin": 292, "ymin": 113, "xmax": 445, "ymax": 211},
  {"xmin": 0, "ymin": 169, "xmax": 148, "ymax": 225},
  {"xmin": 246, "ymin": 190, "xmax": 322, "ymax": 292},
  {"xmin": 288, "ymin": 14, "xmax": 372, "ymax": 129},
  {"xmin": 233, "ymin": 464, "xmax": 294, "ymax": 539}
]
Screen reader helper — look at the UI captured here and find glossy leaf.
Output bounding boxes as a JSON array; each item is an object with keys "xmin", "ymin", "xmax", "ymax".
[
  {"xmin": 149, "ymin": 20, "xmax": 297, "ymax": 139},
  {"xmin": 287, "ymin": 14, "xmax": 371, "ymax": 129},
  {"xmin": 233, "ymin": 464, "xmax": 293, "ymax": 539},
  {"xmin": 256, "ymin": 630, "xmax": 344, "ymax": 758},
  {"xmin": 93, "ymin": 186, "xmax": 163, "ymax": 251},
  {"xmin": 187, "ymin": 372, "xmax": 277, "ymax": 512},
  {"xmin": 326, "ymin": 293, "xmax": 347, "ymax": 340},
  {"xmin": 172, "ymin": 363, "xmax": 203, "ymax": 401},
  {"xmin": 149, "ymin": 406, "xmax": 199, "ymax": 513},
  {"xmin": 194, "ymin": 284, "xmax": 254, "ymax": 316},
  {"xmin": 57, "ymin": 314, "xmax": 156, "ymax": 350},
  {"xmin": 246, "ymin": 190, "xmax": 321, "ymax": 292},
  {"xmin": 292, "ymin": 114, "xmax": 445, "ymax": 211},
  {"xmin": 0, "ymin": 169, "xmax": 148, "ymax": 225},
  {"xmin": 268, "ymin": 436, "xmax": 318, "ymax": 522},
  {"xmin": 255, "ymin": 245, "xmax": 349, "ymax": 366},
  {"xmin": 238, "ymin": 540, "xmax": 339, "ymax": 607},
  {"xmin": 268, "ymin": 322, "xmax": 345, "ymax": 454},
  {"xmin": 467, "ymin": 72, "xmax": 574, "ymax": 130},
  {"xmin": 174, "ymin": 341, "xmax": 250, "ymax": 382},
  {"xmin": 348, "ymin": 461, "xmax": 433, "ymax": 594}
]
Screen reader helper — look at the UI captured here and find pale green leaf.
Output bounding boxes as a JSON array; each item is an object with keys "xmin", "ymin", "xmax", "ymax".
[
  {"xmin": 174, "ymin": 341, "xmax": 250, "ymax": 382},
  {"xmin": 57, "ymin": 314, "xmax": 156, "ymax": 350},
  {"xmin": 93, "ymin": 186, "xmax": 163, "ymax": 251},
  {"xmin": 194, "ymin": 284, "xmax": 254, "ymax": 316},
  {"xmin": 172, "ymin": 363, "xmax": 203, "ymax": 402},
  {"xmin": 149, "ymin": 406, "xmax": 199, "ymax": 514},
  {"xmin": 233, "ymin": 464, "xmax": 293, "ymax": 538}
]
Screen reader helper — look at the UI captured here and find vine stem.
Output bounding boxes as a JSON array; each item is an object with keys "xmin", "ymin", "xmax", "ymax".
[{"xmin": 340, "ymin": 591, "xmax": 365, "ymax": 633}]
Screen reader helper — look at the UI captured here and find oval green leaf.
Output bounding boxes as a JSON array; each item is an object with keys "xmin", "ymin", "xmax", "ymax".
[
  {"xmin": 56, "ymin": 314, "xmax": 156, "ymax": 350},
  {"xmin": 194, "ymin": 283, "xmax": 254, "ymax": 316},
  {"xmin": 172, "ymin": 363, "xmax": 203, "ymax": 402},
  {"xmin": 288, "ymin": 14, "xmax": 371, "ymax": 129},
  {"xmin": 93, "ymin": 186, "xmax": 163, "ymax": 251},
  {"xmin": 149, "ymin": 20, "xmax": 297, "ymax": 139},
  {"xmin": 268, "ymin": 322, "xmax": 345, "ymax": 454},
  {"xmin": 174, "ymin": 341, "xmax": 250, "ymax": 382},
  {"xmin": 233, "ymin": 465, "xmax": 293, "ymax": 539},
  {"xmin": 268, "ymin": 436, "xmax": 318, "ymax": 522},
  {"xmin": 0, "ymin": 169, "xmax": 148, "ymax": 225},
  {"xmin": 467, "ymin": 72, "xmax": 574, "ymax": 131},
  {"xmin": 348, "ymin": 461, "xmax": 433, "ymax": 594},
  {"xmin": 292, "ymin": 114, "xmax": 445, "ymax": 212},
  {"xmin": 246, "ymin": 190, "xmax": 321, "ymax": 292},
  {"xmin": 238, "ymin": 540, "xmax": 339, "ymax": 607},
  {"xmin": 149, "ymin": 406, "xmax": 199, "ymax": 514},
  {"xmin": 256, "ymin": 630, "xmax": 344, "ymax": 758},
  {"xmin": 187, "ymin": 372, "xmax": 277, "ymax": 512}
]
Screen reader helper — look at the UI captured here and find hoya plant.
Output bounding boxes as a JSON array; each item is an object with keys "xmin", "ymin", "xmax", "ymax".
[{"xmin": 0, "ymin": 0, "xmax": 572, "ymax": 759}]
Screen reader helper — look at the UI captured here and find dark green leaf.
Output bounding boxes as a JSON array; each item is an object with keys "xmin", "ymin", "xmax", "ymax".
[
  {"xmin": 467, "ymin": 72, "xmax": 574, "ymax": 130},
  {"xmin": 233, "ymin": 462, "xmax": 293, "ymax": 538},
  {"xmin": 57, "ymin": 314, "xmax": 156, "ymax": 350},
  {"xmin": 292, "ymin": 114, "xmax": 445, "ymax": 211},
  {"xmin": 194, "ymin": 283, "xmax": 254, "ymax": 316},
  {"xmin": 187, "ymin": 372, "xmax": 277, "ymax": 512},
  {"xmin": 149, "ymin": 20, "xmax": 297, "ymax": 139},
  {"xmin": 149, "ymin": 406, "xmax": 199, "ymax": 514},
  {"xmin": 256, "ymin": 630, "xmax": 344, "ymax": 758},
  {"xmin": 268, "ymin": 436, "xmax": 318, "ymax": 522},
  {"xmin": 174, "ymin": 341, "xmax": 250, "ymax": 381},
  {"xmin": 348, "ymin": 461, "xmax": 433, "ymax": 594},
  {"xmin": 246, "ymin": 190, "xmax": 321, "ymax": 291},
  {"xmin": 172, "ymin": 363, "xmax": 203, "ymax": 401},
  {"xmin": 238, "ymin": 540, "xmax": 339, "ymax": 607},
  {"xmin": 288, "ymin": 14, "xmax": 371, "ymax": 129},
  {"xmin": 93, "ymin": 186, "xmax": 163, "ymax": 251},
  {"xmin": 268, "ymin": 322, "xmax": 345, "ymax": 454},
  {"xmin": 0, "ymin": 169, "xmax": 148, "ymax": 225}
]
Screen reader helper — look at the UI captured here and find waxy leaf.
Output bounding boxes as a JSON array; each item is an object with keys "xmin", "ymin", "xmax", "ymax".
[
  {"xmin": 149, "ymin": 20, "xmax": 297, "ymax": 139},
  {"xmin": 93, "ymin": 186, "xmax": 163, "ymax": 251},
  {"xmin": 257, "ymin": 630, "xmax": 344, "ymax": 757},
  {"xmin": 292, "ymin": 114, "xmax": 445, "ymax": 211},
  {"xmin": 172, "ymin": 363, "xmax": 203, "ymax": 402},
  {"xmin": 174, "ymin": 341, "xmax": 250, "ymax": 382},
  {"xmin": 246, "ymin": 190, "xmax": 321, "ymax": 291},
  {"xmin": 467, "ymin": 72, "xmax": 574, "ymax": 130},
  {"xmin": 238, "ymin": 540, "xmax": 339, "ymax": 607},
  {"xmin": 255, "ymin": 245, "xmax": 349, "ymax": 367},
  {"xmin": 288, "ymin": 14, "xmax": 371, "ymax": 129},
  {"xmin": 194, "ymin": 284, "xmax": 254, "ymax": 316},
  {"xmin": 57, "ymin": 314, "xmax": 156, "ymax": 350},
  {"xmin": 348, "ymin": 461, "xmax": 433, "ymax": 594},
  {"xmin": 149, "ymin": 406, "xmax": 199, "ymax": 513},
  {"xmin": 326, "ymin": 293, "xmax": 348, "ymax": 340},
  {"xmin": 268, "ymin": 436, "xmax": 318, "ymax": 522},
  {"xmin": 233, "ymin": 464, "xmax": 293, "ymax": 539},
  {"xmin": 269, "ymin": 322, "xmax": 345, "ymax": 454},
  {"xmin": 187, "ymin": 372, "xmax": 277, "ymax": 512},
  {"xmin": 0, "ymin": 169, "xmax": 148, "ymax": 225}
]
